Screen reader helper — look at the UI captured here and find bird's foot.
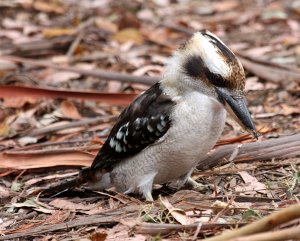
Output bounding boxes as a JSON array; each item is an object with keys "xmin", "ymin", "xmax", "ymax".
[
  {"xmin": 144, "ymin": 191, "xmax": 154, "ymax": 201},
  {"xmin": 187, "ymin": 177, "xmax": 213, "ymax": 192}
]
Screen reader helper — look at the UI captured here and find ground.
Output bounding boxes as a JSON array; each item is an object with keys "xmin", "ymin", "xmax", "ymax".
[{"xmin": 0, "ymin": 0, "xmax": 299, "ymax": 240}]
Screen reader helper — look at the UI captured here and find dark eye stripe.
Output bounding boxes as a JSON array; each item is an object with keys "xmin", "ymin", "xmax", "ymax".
[{"xmin": 183, "ymin": 55, "xmax": 231, "ymax": 88}]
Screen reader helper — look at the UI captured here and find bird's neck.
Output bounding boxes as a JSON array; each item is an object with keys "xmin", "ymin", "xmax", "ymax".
[{"xmin": 161, "ymin": 72, "xmax": 217, "ymax": 103}]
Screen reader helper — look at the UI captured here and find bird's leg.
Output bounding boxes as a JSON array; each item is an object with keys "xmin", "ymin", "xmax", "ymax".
[
  {"xmin": 138, "ymin": 172, "xmax": 156, "ymax": 201},
  {"xmin": 144, "ymin": 191, "xmax": 154, "ymax": 201},
  {"xmin": 182, "ymin": 169, "xmax": 213, "ymax": 191},
  {"xmin": 187, "ymin": 177, "xmax": 209, "ymax": 191}
]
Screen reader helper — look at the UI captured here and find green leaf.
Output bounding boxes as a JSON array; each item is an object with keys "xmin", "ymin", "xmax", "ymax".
[
  {"xmin": 11, "ymin": 181, "xmax": 22, "ymax": 192},
  {"xmin": 242, "ymin": 208, "xmax": 260, "ymax": 220}
]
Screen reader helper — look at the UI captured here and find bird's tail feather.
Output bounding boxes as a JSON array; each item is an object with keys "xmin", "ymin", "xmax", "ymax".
[{"xmin": 42, "ymin": 167, "xmax": 94, "ymax": 197}]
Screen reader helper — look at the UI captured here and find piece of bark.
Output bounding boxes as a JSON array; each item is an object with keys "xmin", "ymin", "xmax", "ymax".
[{"xmin": 198, "ymin": 134, "xmax": 300, "ymax": 171}]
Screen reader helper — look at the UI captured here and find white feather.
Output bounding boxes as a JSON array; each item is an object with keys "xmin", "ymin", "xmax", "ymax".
[{"xmin": 187, "ymin": 32, "xmax": 230, "ymax": 78}]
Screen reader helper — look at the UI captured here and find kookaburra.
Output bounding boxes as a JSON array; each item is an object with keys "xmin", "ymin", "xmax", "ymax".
[{"xmin": 47, "ymin": 31, "xmax": 258, "ymax": 201}]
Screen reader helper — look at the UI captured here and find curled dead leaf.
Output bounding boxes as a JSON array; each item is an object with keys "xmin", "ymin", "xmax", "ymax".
[
  {"xmin": 60, "ymin": 100, "xmax": 82, "ymax": 120},
  {"xmin": 160, "ymin": 196, "xmax": 195, "ymax": 225},
  {"xmin": 3, "ymin": 97, "xmax": 37, "ymax": 108},
  {"xmin": 49, "ymin": 198, "xmax": 96, "ymax": 211},
  {"xmin": 112, "ymin": 28, "xmax": 144, "ymax": 45},
  {"xmin": 43, "ymin": 28, "xmax": 75, "ymax": 38}
]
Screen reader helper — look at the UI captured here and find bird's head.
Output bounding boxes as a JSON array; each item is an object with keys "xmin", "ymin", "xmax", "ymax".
[{"xmin": 163, "ymin": 30, "xmax": 258, "ymax": 139}]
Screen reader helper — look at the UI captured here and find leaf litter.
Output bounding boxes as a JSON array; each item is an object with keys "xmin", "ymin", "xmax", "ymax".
[{"xmin": 0, "ymin": 0, "xmax": 299, "ymax": 240}]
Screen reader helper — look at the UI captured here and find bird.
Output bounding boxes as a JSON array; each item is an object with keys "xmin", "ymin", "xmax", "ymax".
[{"xmin": 45, "ymin": 30, "xmax": 258, "ymax": 201}]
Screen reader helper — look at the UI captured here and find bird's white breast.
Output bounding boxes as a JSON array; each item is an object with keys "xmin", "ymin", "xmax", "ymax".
[{"xmin": 111, "ymin": 92, "xmax": 226, "ymax": 193}]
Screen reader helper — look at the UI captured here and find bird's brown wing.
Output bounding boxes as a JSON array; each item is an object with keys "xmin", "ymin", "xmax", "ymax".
[{"xmin": 91, "ymin": 82, "xmax": 175, "ymax": 171}]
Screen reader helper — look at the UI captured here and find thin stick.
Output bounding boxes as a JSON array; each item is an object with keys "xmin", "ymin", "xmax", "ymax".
[
  {"xmin": 201, "ymin": 204, "xmax": 300, "ymax": 241},
  {"xmin": 228, "ymin": 225, "xmax": 300, "ymax": 241},
  {"xmin": 0, "ymin": 55, "xmax": 159, "ymax": 85},
  {"xmin": 66, "ymin": 18, "xmax": 95, "ymax": 57},
  {"xmin": 66, "ymin": 30, "xmax": 85, "ymax": 58},
  {"xmin": 192, "ymin": 222, "xmax": 203, "ymax": 241},
  {"xmin": 134, "ymin": 222, "xmax": 246, "ymax": 235},
  {"xmin": 19, "ymin": 115, "xmax": 116, "ymax": 137}
]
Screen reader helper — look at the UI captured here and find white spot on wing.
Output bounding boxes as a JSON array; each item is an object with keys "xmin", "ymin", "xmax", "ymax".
[
  {"xmin": 135, "ymin": 118, "xmax": 141, "ymax": 127},
  {"xmin": 109, "ymin": 138, "xmax": 116, "ymax": 148},
  {"xmin": 116, "ymin": 130, "xmax": 124, "ymax": 139},
  {"xmin": 157, "ymin": 123, "xmax": 164, "ymax": 132},
  {"xmin": 160, "ymin": 116, "xmax": 167, "ymax": 127},
  {"xmin": 147, "ymin": 123, "xmax": 154, "ymax": 132},
  {"xmin": 115, "ymin": 142, "xmax": 122, "ymax": 152}
]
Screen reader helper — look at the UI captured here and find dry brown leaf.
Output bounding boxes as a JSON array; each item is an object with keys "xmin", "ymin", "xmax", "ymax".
[
  {"xmin": 238, "ymin": 55, "xmax": 300, "ymax": 85},
  {"xmin": 160, "ymin": 196, "xmax": 195, "ymax": 225},
  {"xmin": 107, "ymin": 80, "xmax": 122, "ymax": 93},
  {"xmin": 4, "ymin": 210, "xmax": 69, "ymax": 235},
  {"xmin": 49, "ymin": 199, "xmax": 98, "ymax": 211},
  {"xmin": 105, "ymin": 223, "xmax": 146, "ymax": 241},
  {"xmin": 214, "ymin": 0, "xmax": 239, "ymax": 12},
  {"xmin": 0, "ymin": 122, "xmax": 12, "ymax": 138},
  {"xmin": 82, "ymin": 206, "xmax": 104, "ymax": 215},
  {"xmin": 60, "ymin": 100, "xmax": 82, "ymax": 120},
  {"xmin": 0, "ymin": 85, "xmax": 136, "ymax": 105},
  {"xmin": 33, "ymin": 1, "xmax": 65, "ymax": 14},
  {"xmin": 280, "ymin": 104, "xmax": 300, "ymax": 115},
  {"xmin": 42, "ymin": 28, "xmax": 75, "ymax": 38},
  {"xmin": 237, "ymin": 171, "xmax": 267, "ymax": 194},
  {"xmin": 0, "ymin": 60, "xmax": 17, "ymax": 72},
  {"xmin": 95, "ymin": 17, "xmax": 118, "ymax": 33},
  {"xmin": 112, "ymin": 28, "xmax": 144, "ymax": 45},
  {"xmin": 90, "ymin": 230, "xmax": 108, "ymax": 241},
  {"xmin": 3, "ymin": 97, "xmax": 37, "ymax": 108},
  {"xmin": 142, "ymin": 28, "xmax": 175, "ymax": 50},
  {"xmin": 0, "ymin": 185, "xmax": 12, "ymax": 198},
  {"xmin": 0, "ymin": 152, "xmax": 94, "ymax": 169},
  {"xmin": 44, "ymin": 71, "xmax": 81, "ymax": 84},
  {"xmin": 43, "ymin": 210, "xmax": 70, "ymax": 225},
  {"xmin": 0, "ymin": 220, "xmax": 14, "ymax": 232}
]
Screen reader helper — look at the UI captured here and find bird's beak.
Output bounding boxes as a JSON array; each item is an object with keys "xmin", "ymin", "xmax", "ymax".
[{"xmin": 216, "ymin": 87, "xmax": 259, "ymax": 139}]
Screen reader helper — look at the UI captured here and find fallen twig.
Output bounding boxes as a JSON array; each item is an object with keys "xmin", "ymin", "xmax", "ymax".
[
  {"xmin": 228, "ymin": 225, "xmax": 300, "ymax": 241},
  {"xmin": 0, "ymin": 55, "xmax": 159, "ymax": 85},
  {"xmin": 199, "ymin": 134, "xmax": 300, "ymax": 171},
  {"xmin": 202, "ymin": 204, "xmax": 300, "ymax": 241},
  {"xmin": 133, "ymin": 222, "xmax": 247, "ymax": 236},
  {"xmin": 19, "ymin": 115, "xmax": 117, "ymax": 137}
]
